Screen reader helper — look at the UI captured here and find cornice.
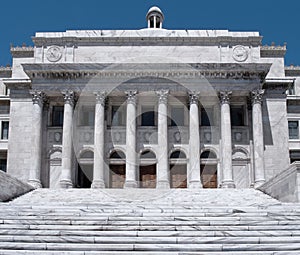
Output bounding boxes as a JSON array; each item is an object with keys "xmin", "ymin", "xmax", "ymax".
[
  {"xmin": 260, "ymin": 44, "xmax": 286, "ymax": 58},
  {"xmin": 10, "ymin": 46, "xmax": 34, "ymax": 58},
  {"xmin": 22, "ymin": 63, "xmax": 271, "ymax": 81}
]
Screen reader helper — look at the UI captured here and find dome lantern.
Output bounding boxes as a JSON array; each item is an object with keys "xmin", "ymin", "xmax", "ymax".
[{"xmin": 146, "ymin": 6, "xmax": 164, "ymax": 29}]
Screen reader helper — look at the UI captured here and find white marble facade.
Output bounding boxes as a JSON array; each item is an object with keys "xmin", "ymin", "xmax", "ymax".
[{"xmin": 1, "ymin": 6, "xmax": 299, "ymax": 190}]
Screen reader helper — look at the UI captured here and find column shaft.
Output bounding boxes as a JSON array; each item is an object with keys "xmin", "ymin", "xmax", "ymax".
[
  {"xmin": 189, "ymin": 92, "xmax": 202, "ymax": 188},
  {"xmin": 28, "ymin": 90, "xmax": 45, "ymax": 188},
  {"xmin": 60, "ymin": 90, "xmax": 76, "ymax": 188},
  {"xmin": 156, "ymin": 90, "xmax": 170, "ymax": 189},
  {"xmin": 219, "ymin": 91, "xmax": 235, "ymax": 188},
  {"xmin": 124, "ymin": 90, "xmax": 138, "ymax": 188},
  {"xmin": 252, "ymin": 89, "xmax": 265, "ymax": 187},
  {"xmin": 92, "ymin": 91, "xmax": 106, "ymax": 188}
]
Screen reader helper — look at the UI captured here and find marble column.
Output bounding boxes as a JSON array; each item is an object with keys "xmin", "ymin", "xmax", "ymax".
[
  {"xmin": 28, "ymin": 90, "xmax": 46, "ymax": 188},
  {"xmin": 60, "ymin": 90, "xmax": 76, "ymax": 189},
  {"xmin": 124, "ymin": 90, "xmax": 138, "ymax": 188},
  {"xmin": 252, "ymin": 89, "xmax": 265, "ymax": 187},
  {"xmin": 156, "ymin": 89, "xmax": 170, "ymax": 189},
  {"xmin": 91, "ymin": 91, "xmax": 107, "ymax": 189},
  {"xmin": 219, "ymin": 91, "xmax": 235, "ymax": 188},
  {"xmin": 188, "ymin": 92, "xmax": 202, "ymax": 188}
]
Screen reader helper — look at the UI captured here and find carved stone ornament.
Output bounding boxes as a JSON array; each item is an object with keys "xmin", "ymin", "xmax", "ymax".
[
  {"xmin": 156, "ymin": 89, "xmax": 169, "ymax": 104},
  {"xmin": 232, "ymin": 45, "xmax": 248, "ymax": 62},
  {"xmin": 62, "ymin": 90, "xmax": 76, "ymax": 106},
  {"xmin": 251, "ymin": 89, "xmax": 265, "ymax": 105},
  {"xmin": 189, "ymin": 92, "xmax": 200, "ymax": 105},
  {"xmin": 46, "ymin": 46, "xmax": 63, "ymax": 62},
  {"xmin": 125, "ymin": 90, "xmax": 138, "ymax": 105},
  {"xmin": 30, "ymin": 90, "xmax": 47, "ymax": 106},
  {"xmin": 219, "ymin": 91, "xmax": 232, "ymax": 104},
  {"xmin": 94, "ymin": 91, "xmax": 107, "ymax": 106},
  {"xmin": 174, "ymin": 131, "xmax": 181, "ymax": 142}
]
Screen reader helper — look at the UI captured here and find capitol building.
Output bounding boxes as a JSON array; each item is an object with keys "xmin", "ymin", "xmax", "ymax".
[{"xmin": 1, "ymin": 6, "xmax": 300, "ymax": 195}]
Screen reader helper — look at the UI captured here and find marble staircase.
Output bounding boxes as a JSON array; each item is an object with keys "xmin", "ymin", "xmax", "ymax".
[{"xmin": 1, "ymin": 189, "xmax": 300, "ymax": 254}]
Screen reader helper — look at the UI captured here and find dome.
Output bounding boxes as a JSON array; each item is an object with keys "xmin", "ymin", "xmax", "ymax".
[{"xmin": 146, "ymin": 6, "xmax": 164, "ymax": 21}]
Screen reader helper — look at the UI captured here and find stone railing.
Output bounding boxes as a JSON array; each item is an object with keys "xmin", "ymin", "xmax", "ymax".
[{"xmin": 258, "ymin": 162, "xmax": 300, "ymax": 202}]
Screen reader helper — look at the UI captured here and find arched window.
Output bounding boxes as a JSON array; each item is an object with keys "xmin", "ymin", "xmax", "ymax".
[
  {"xmin": 110, "ymin": 150, "xmax": 126, "ymax": 159},
  {"xmin": 80, "ymin": 150, "xmax": 94, "ymax": 159},
  {"xmin": 170, "ymin": 150, "xmax": 186, "ymax": 159},
  {"xmin": 140, "ymin": 150, "xmax": 156, "ymax": 159},
  {"xmin": 201, "ymin": 150, "xmax": 217, "ymax": 159}
]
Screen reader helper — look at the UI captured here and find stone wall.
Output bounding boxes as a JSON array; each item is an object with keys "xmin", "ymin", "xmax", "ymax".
[{"xmin": 258, "ymin": 162, "xmax": 300, "ymax": 202}]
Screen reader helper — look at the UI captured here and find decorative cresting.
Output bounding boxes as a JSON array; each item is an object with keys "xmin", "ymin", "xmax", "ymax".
[
  {"xmin": 94, "ymin": 91, "xmax": 107, "ymax": 106},
  {"xmin": 62, "ymin": 90, "xmax": 77, "ymax": 106},
  {"xmin": 189, "ymin": 91, "xmax": 202, "ymax": 189},
  {"xmin": 125, "ymin": 90, "xmax": 138, "ymax": 105},
  {"xmin": 251, "ymin": 89, "xmax": 266, "ymax": 187},
  {"xmin": 219, "ymin": 91, "xmax": 232, "ymax": 105},
  {"xmin": 92, "ymin": 91, "xmax": 107, "ymax": 189},
  {"xmin": 251, "ymin": 89, "xmax": 265, "ymax": 105},
  {"xmin": 156, "ymin": 89, "xmax": 169, "ymax": 104},
  {"xmin": 28, "ymin": 90, "xmax": 48, "ymax": 188},
  {"xmin": 156, "ymin": 89, "xmax": 170, "ymax": 189},
  {"xmin": 219, "ymin": 90, "xmax": 235, "ymax": 188}
]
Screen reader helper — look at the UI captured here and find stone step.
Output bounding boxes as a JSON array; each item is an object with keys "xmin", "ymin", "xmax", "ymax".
[
  {"xmin": 1, "ymin": 242, "xmax": 300, "ymax": 251},
  {"xmin": 1, "ymin": 229, "xmax": 300, "ymax": 237}
]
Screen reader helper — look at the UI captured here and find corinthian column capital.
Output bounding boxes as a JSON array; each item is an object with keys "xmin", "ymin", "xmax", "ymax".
[
  {"xmin": 189, "ymin": 91, "xmax": 200, "ymax": 105},
  {"xmin": 30, "ymin": 90, "xmax": 47, "ymax": 106},
  {"xmin": 219, "ymin": 91, "xmax": 232, "ymax": 105},
  {"xmin": 62, "ymin": 90, "xmax": 77, "ymax": 107},
  {"xmin": 94, "ymin": 91, "xmax": 107, "ymax": 106},
  {"xmin": 125, "ymin": 90, "xmax": 138, "ymax": 105},
  {"xmin": 251, "ymin": 89, "xmax": 265, "ymax": 105},
  {"xmin": 156, "ymin": 89, "xmax": 169, "ymax": 104}
]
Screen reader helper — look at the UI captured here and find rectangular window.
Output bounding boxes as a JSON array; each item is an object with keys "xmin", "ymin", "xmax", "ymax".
[
  {"xmin": 201, "ymin": 107, "xmax": 214, "ymax": 126},
  {"xmin": 81, "ymin": 106, "xmax": 95, "ymax": 126},
  {"xmin": 0, "ymin": 158, "xmax": 7, "ymax": 172},
  {"xmin": 290, "ymin": 150, "xmax": 300, "ymax": 163},
  {"xmin": 52, "ymin": 106, "xmax": 64, "ymax": 127},
  {"xmin": 1, "ymin": 121, "xmax": 9, "ymax": 140},
  {"xmin": 231, "ymin": 106, "xmax": 245, "ymax": 126},
  {"xmin": 111, "ymin": 105, "xmax": 125, "ymax": 126},
  {"xmin": 288, "ymin": 121, "xmax": 299, "ymax": 139},
  {"xmin": 171, "ymin": 106, "xmax": 184, "ymax": 126},
  {"xmin": 0, "ymin": 101, "xmax": 10, "ymax": 114},
  {"xmin": 141, "ymin": 106, "xmax": 155, "ymax": 126}
]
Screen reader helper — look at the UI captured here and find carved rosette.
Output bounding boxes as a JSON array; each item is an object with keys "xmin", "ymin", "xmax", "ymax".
[
  {"xmin": 156, "ymin": 89, "xmax": 169, "ymax": 104},
  {"xmin": 62, "ymin": 90, "xmax": 77, "ymax": 107},
  {"xmin": 30, "ymin": 90, "xmax": 47, "ymax": 106},
  {"xmin": 219, "ymin": 91, "xmax": 232, "ymax": 105},
  {"xmin": 189, "ymin": 92, "xmax": 200, "ymax": 105},
  {"xmin": 94, "ymin": 91, "xmax": 107, "ymax": 106},
  {"xmin": 125, "ymin": 90, "xmax": 138, "ymax": 105},
  {"xmin": 251, "ymin": 89, "xmax": 265, "ymax": 105}
]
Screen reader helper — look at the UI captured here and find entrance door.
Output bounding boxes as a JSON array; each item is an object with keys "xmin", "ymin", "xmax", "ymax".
[
  {"xmin": 110, "ymin": 164, "xmax": 126, "ymax": 188},
  {"xmin": 170, "ymin": 164, "xmax": 187, "ymax": 188},
  {"xmin": 201, "ymin": 164, "xmax": 217, "ymax": 188},
  {"xmin": 140, "ymin": 164, "xmax": 156, "ymax": 188},
  {"xmin": 77, "ymin": 164, "xmax": 92, "ymax": 188}
]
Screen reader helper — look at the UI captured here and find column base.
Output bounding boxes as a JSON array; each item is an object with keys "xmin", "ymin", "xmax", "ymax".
[
  {"xmin": 59, "ymin": 179, "xmax": 73, "ymax": 189},
  {"xmin": 254, "ymin": 179, "xmax": 265, "ymax": 188},
  {"xmin": 221, "ymin": 180, "xmax": 236, "ymax": 188},
  {"xmin": 124, "ymin": 180, "xmax": 138, "ymax": 189},
  {"xmin": 188, "ymin": 180, "xmax": 203, "ymax": 189},
  {"xmin": 91, "ymin": 180, "xmax": 106, "ymax": 189},
  {"xmin": 156, "ymin": 180, "xmax": 170, "ymax": 189},
  {"xmin": 28, "ymin": 179, "xmax": 42, "ymax": 189}
]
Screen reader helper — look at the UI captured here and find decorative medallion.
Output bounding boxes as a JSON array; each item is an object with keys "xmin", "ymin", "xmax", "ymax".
[
  {"xmin": 46, "ymin": 46, "xmax": 63, "ymax": 62},
  {"xmin": 232, "ymin": 45, "xmax": 248, "ymax": 62}
]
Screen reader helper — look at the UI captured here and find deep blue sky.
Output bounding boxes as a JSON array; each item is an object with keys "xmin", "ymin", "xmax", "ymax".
[{"xmin": 1, "ymin": 0, "xmax": 299, "ymax": 66}]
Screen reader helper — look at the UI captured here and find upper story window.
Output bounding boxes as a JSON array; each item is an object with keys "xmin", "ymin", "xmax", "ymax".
[
  {"xmin": 141, "ymin": 106, "xmax": 155, "ymax": 126},
  {"xmin": 0, "ymin": 101, "xmax": 10, "ymax": 114},
  {"xmin": 231, "ymin": 106, "xmax": 245, "ymax": 126},
  {"xmin": 287, "ymin": 83, "xmax": 295, "ymax": 95},
  {"xmin": 1, "ymin": 121, "xmax": 9, "ymax": 140},
  {"xmin": 288, "ymin": 121, "xmax": 299, "ymax": 139},
  {"xmin": 111, "ymin": 105, "xmax": 126, "ymax": 126},
  {"xmin": 80, "ymin": 105, "xmax": 95, "ymax": 126},
  {"xmin": 52, "ymin": 106, "xmax": 64, "ymax": 127},
  {"xmin": 201, "ymin": 107, "xmax": 214, "ymax": 126},
  {"xmin": 170, "ymin": 106, "xmax": 184, "ymax": 126}
]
